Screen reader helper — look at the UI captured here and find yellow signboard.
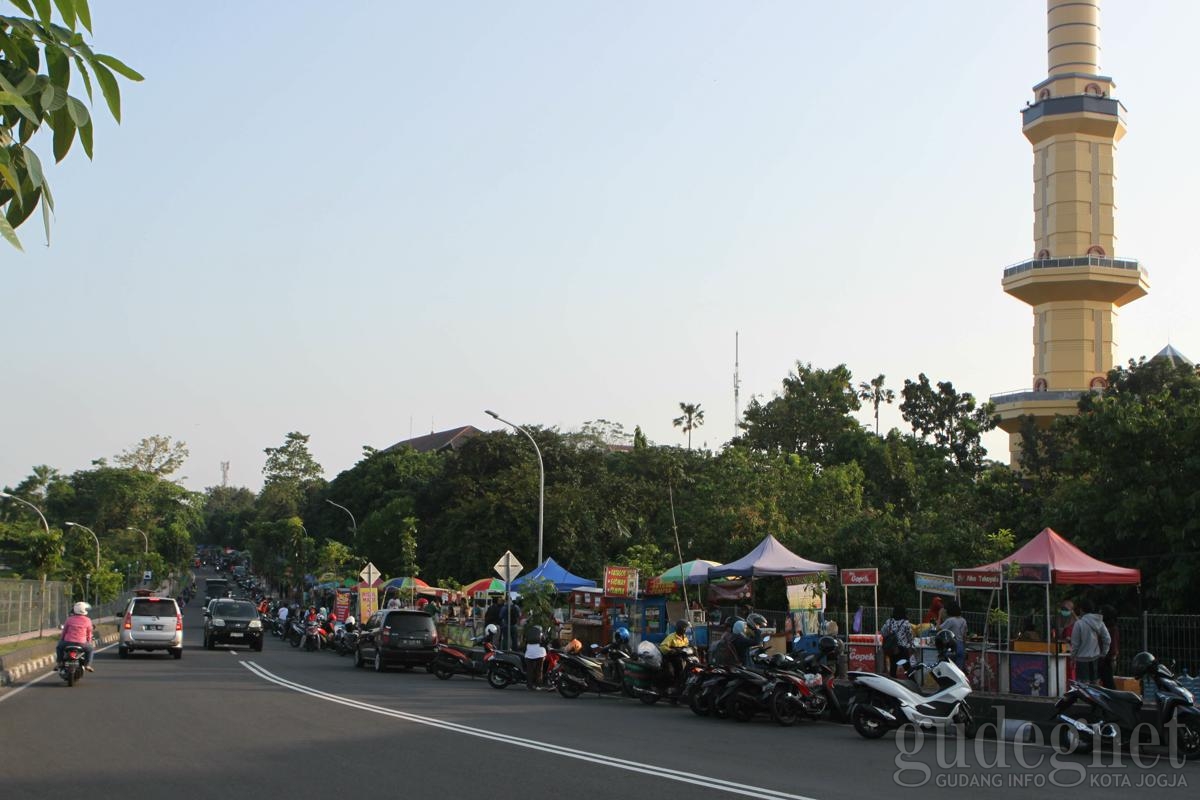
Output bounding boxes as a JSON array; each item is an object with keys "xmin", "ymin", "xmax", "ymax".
[{"xmin": 358, "ymin": 583, "xmax": 379, "ymax": 620}]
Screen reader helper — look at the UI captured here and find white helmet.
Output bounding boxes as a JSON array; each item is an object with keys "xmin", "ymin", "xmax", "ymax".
[
  {"xmin": 485, "ymin": 623, "xmax": 498, "ymax": 636},
  {"xmin": 346, "ymin": 615, "xmax": 356, "ymax": 626},
  {"xmin": 72, "ymin": 601, "xmax": 90, "ymax": 615}
]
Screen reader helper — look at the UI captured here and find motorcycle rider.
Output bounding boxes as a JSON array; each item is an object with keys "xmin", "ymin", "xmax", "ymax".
[
  {"xmin": 659, "ymin": 619, "xmax": 693, "ymax": 687},
  {"xmin": 57, "ymin": 602, "xmax": 95, "ymax": 672}
]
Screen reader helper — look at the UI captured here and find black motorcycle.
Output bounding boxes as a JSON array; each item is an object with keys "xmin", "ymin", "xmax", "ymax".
[
  {"xmin": 58, "ymin": 643, "xmax": 88, "ymax": 687},
  {"xmin": 557, "ymin": 643, "xmax": 632, "ymax": 699},
  {"xmin": 334, "ymin": 624, "xmax": 360, "ymax": 656},
  {"xmin": 623, "ymin": 643, "xmax": 702, "ymax": 705},
  {"xmin": 1054, "ymin": 651, "xmax": 1200, "ymax": 759},
  {"xmin": 714, "ymin": 646, "xmax": 774, "ymax": 722}
]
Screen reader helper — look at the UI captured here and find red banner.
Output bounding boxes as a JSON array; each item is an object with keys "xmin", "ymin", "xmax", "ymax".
[
  {"xmin": 333, "ymin": 590, "xmax": 351, "ymax": 623},
  {"xmin": 603, "ymin": 566, "xmax": 637, "ymax": 597},
  {"xmin": 645, "ymin": 577, "xmax": 674, "ymax": 595},
  {"xmin": 840, "ymin": 568, "xmax": 878, "ymax": 587},
  {"xmin": 953, "ymin": 569, "xmax": 1002, "ymax": 590}
]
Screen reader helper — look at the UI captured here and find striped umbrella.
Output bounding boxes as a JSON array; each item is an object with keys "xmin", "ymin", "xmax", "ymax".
[
  {"xmin": 655, "ymin": 559, "xmax": 720, "ymax": 586},
  {"xmin": 462, "ymin": 577, "xmax": 506, "ymax": 597}
]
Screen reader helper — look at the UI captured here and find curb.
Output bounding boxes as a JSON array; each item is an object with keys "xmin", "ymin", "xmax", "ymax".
[{"xmin": 0, "ymin": 630, "xmax": 119, "ymax": 687}]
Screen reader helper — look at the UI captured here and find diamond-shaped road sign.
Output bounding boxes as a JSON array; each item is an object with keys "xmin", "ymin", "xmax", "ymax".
[
  {"xmin": 493, "ymin": 550, "xmax": 523, "ymax": 583},
  {"xmin": 360, "ymin": 562, "xmax": 380, "ymax": 585}
]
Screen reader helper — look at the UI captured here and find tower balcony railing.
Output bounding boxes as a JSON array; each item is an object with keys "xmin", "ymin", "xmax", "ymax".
[
  {"xmin": 990, "ymin": 388, "xmax": 1092, "ymax": 406},
  {"xmin": 1002, "ymin": 254, "xmax": 1145, "ymax": 280}
]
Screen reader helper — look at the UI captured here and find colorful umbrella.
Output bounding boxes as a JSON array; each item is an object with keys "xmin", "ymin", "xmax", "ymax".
[
  {"xmin": 462, "ymin": 577, "xmax": 506, "ymax": 597},
  {"xmin": 382, "ymin": 576, "xmax": 430, "ymax": 590},
  {"xmin": 655, "ymin": 559, "xmax": 719, "ymax": 586}
]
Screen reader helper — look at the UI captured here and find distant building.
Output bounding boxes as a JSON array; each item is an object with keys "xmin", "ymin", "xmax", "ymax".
[
  {"xmin": 1152, "ymin": 344, "xmax": 1193, "ymax": 368},
  {"xmin": 382, "ymin": 425, "xmax": 482, "ymax": 455}
]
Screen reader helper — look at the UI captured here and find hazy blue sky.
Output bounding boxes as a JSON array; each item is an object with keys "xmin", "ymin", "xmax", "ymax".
[{"xmin": 3, "ymin": 1, "xmax": 1197, "ymax": 492}]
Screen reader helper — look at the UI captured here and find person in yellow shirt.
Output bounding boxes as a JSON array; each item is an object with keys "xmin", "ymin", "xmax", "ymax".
[{"xmin": 660, "ymin": 620, "xmax": 692, "ymax": 686}]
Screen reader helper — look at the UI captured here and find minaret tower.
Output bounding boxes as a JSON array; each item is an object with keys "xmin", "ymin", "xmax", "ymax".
[{"xmin": 993, "ymin": 0, "xmax": 1149, "ymax": 463}]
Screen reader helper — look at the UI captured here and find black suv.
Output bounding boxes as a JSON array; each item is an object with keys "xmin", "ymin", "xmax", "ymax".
[
  {"xmin": 355, "ymin": 609, "xmax": 437, "ymax": 671},
  {"xmin": 203, "ymin": 599, "xmax": 264, "ymax": 651}
]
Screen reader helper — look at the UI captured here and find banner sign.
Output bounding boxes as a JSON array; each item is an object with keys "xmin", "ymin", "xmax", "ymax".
[
  {"xmin": 333, "ymin": 590, "xmax": 351, "ymax": 623},
  {"xmin": 953, "ymin": 569, "xmax": 1003, "ymax": 590},
  {"xmin": 840, "ymin": 568, "xmax": 878, "ymax": 587},
  {"xmin": 914, "ymin": 572, "xmax": 957, "ymax": 594},
  {"xmin": 358, "ymin": 583, "xmax": 379, "ymax": 620},
  {"xmin": 604, "ymin": 566, "xmax": 638, "ymax": 597},
  {"xmin": 644, "ymin": 577, "xmax": 674, "ymax": 595},
  {"xmin": 1004, "ymin": 563, "xmax": 1052, "ymax": 584}
]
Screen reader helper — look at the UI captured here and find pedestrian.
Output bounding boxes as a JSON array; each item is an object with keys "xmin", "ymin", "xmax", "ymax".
[
  {"xmin": 939, "ymin": 600, "xmax": 968, "ymax": 669},
  {"xmin": 1098, "ymin": 604, "xmax": 1120, "ymax": 689},
  {"xmin": 880, "ymin": 605, "xmax": 914, "ymax": 678},
  {"xmin": 1070, "ymin": 599, "xmax": 1111, "ymax": 684},
  {"xmin": 922, "ymin": 596, "xmax": 945, "ymax": 626}
]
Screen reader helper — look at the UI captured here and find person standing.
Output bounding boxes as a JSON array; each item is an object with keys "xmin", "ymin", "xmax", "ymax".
[
  {"xmin": 939, "ymin": 600, "xmax": 968, "ymax": 669},
  {"xmin": 880, "ymin": 605, "xmax": 914, "ymax": 678},
  {"xmin": 1070, "ymin": 600, "xmax": 1111, "ymax": 684}
]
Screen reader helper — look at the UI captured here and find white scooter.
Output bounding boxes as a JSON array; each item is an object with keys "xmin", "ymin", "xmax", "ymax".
[{"xmin": 848, "ymin": 630, "xmax": 975, "ymax": 739}]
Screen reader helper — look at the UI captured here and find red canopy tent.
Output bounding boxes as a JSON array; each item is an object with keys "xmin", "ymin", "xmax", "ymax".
[
  {"xmin": 970, "ymin": 527, "xmax": 1139, "ymax": 697},
  {"xmin": 974, "ymin": 527, "xmax": 1140, "ymax": 585}
]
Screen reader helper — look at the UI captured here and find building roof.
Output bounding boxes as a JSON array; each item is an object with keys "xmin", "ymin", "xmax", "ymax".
[
  {"xmin": 1153, "ymin": 344, "xmax": 1193, "ymax": 367},
  {"xmin": 382, "ymin": 425, "xmax": 482, "ymax": 454}
]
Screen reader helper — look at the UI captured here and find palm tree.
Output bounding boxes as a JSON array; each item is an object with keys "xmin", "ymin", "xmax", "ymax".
[
  {"xmin": 857, "ymin": 374, "xmax": 895, "ymax": 436},
  {"xmin": 672, "ymin": 402, "xmax": 705, "ymax": 450}
]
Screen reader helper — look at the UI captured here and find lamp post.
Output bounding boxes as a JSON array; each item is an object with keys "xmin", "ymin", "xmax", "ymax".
[
  {"xmin": 325, "ymin": 499, "xmax": 357, "ymax": 538},
  {"xmin": 125, "ymin": 527, "xmax": 149, "ymax": 554},
  {"xmin": 0, "ymin": 491, "xmax": 51, "ymax": 534},
  {"xmin": 485, "ymin": 409, "xmax": 545, "ymax": 567},
  {"xmin": 65, "ymin": 522, "xmax": 101, "ymax": 570}
]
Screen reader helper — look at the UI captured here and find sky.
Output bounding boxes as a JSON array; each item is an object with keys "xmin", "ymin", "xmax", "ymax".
[{"xmin": 3, "ymin": 1, "xmax": 1198, "ymax": 493}]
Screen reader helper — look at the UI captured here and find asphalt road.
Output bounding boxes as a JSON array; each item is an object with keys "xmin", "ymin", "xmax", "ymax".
[{"xmin": 0, "ymin": 599, "xmax": 1193, "ymax": 800}]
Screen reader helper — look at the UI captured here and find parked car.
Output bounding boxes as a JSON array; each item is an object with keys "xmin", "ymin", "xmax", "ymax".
[
  {"xmin": 355, "ymin": 609, "xmax": 437, "ymax": 672},
  {"xmin": 203, "ymin": 599, "xmax": 264, "ymax": 651},
  {"xmin": 119, "ymin": 596, "xmax": 183, "ymax": 659}
]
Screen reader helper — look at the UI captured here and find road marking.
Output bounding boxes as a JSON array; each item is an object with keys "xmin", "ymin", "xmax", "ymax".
[{"xmin": 240, "ymin": 661, "xmax": 823, "ymax": 800}]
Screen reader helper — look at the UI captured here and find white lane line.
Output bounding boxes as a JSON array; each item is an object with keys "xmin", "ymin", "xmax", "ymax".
[{"xmin": 240, "ymin": 661, "xmax": 822, "ymax": 800}]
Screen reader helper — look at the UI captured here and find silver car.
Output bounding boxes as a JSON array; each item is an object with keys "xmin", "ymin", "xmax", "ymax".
[{"xmin": 119, "ymin": 596, "xmax": 183, "ymax": 659}]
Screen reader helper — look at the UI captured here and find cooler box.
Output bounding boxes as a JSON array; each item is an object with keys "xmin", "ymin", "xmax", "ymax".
[{"xmin": 848, "ymin": 633, "xmax": 880, "ymax": 673}]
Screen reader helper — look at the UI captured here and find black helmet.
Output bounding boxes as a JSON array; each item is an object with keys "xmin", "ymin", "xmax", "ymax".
[
  {"xmin": 746, "ymin": 613, "xmax": 768, "ymax": 633},
  {"xmin": 934, "ymin": 629, "xmax": 956, "ymax": 654},
  {"xmin": 818, "ymin": 635, "xmax": 841, "ymax": 656},
  {"xmin": 528, "ymin": 625, "xmax": 543, "ymax": 644},
  {"xmin": 674, "ymin": 619, "xmax": 689, "ymax": 635},
  {"xmin": 769, "ymin": 653, "xmax": 788, "ymax": 669},
  {"xmin": 1131, "ymin": 651, "xmax": 1156, "ymax": 678}
]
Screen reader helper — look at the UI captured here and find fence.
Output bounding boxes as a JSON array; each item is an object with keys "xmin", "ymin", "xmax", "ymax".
[{"xmin": 0, "ymin": 579, "xmax": 72, "ymax": 638}]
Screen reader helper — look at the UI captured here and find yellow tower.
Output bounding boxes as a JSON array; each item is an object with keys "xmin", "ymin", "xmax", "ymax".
[{"xmin": 993, "ymin": 0, "xmax": 1149, "ymax": 463}]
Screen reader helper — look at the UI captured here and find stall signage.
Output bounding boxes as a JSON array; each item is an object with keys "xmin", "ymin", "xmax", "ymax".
[
  {"xmin": 914, "ymin": 572, "xmax": 956, "ymax": 594},
  {"xmin": 1004, "ymin": 563, "xmax": 1052, "ymax": 584},
  {"xmin": 953, "ymin": 569, "xmax": 1002, "ymax": 590},
  {"xmin": 604, "ymin": 566, "xmax": 637, "ymax": 597},
  {"xmin": 358, "ymin": 583, "xmax": 379, "ymax": 620},
  {"xmin": 840, "ymin": 568, "xmax": 878, "ymax": 586},
  {"xmin": 645, "ymin": 577, "xmax": 674, "ymax": 595},
  {"xmin": 333, "ymin": 589, "xmax": 351, "ymax": 622}
]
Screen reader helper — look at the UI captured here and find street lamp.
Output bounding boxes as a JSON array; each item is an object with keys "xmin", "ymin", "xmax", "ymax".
[
  {"xmin": 325, "ymin": 499, "xmax": 357, "ymax": 537},
  {"xmin": 485, "ymin": 409, "xmax": 545, "ymax": 567},
  {"xmin": 0, "ymin": 491, "xmax": 51, "ymax": 534},
  {"xmin": 125, "ymin": 526, "xmax": 149, "ymax": 554},
  {"xmin": 65, "ymin": 522, "xmax": 101, "ymax": 570}
]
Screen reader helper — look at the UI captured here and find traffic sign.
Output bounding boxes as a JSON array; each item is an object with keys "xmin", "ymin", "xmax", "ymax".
[
  {"xmin": 493, "ymin": 551, "xmax": 523, "ymax": 583},
  {"xmin": 360, "ymin": 562, "xmax": 380, "ymax": 585}
]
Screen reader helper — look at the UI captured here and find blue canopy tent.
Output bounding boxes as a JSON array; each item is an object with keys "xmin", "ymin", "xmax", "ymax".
[{"xmin": 511, "ymin": 557, "xmax": 597, "ymax": 592}]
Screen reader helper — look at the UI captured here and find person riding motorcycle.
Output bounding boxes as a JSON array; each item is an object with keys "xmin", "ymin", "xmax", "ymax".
[
  {"xmin": 659, "ymin": 619, "xmax": 693, "ymax": 686},
  {"xmin": 57, "ymin": 602, "xmax": 95, "ymax": 672}
]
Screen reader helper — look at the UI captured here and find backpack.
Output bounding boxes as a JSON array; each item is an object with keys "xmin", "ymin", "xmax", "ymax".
[{"xmin": 882, "ymin": 631, "xmax": 899, "ymax": 653}]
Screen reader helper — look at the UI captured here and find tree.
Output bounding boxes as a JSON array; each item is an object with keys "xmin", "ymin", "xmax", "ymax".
[
  {"xmin": 899, "ymin": 373, "xmax": 995, "ymax": 471},
  {"xmin": 673, "ymin": 402, "xmax": 705, "ymax": 450},
  {"xmin": 263, "ymin": 432, "xmax": 323, "ymax": 485},
  {"xmin": 114, "ymin": 435, "xmax": 189, "ymax": 477},
  {"xmin": 0, "ymin": 0, "xmax": 143, "ymax": 249},
  {"xmin": 24, "ymin": 527, "xmax": 61, "ymax": 634},
  {"xmin": 738, "ymin": 362, "xmax": 862, "ymax": 461},
  {"xmin": 857, "ymin": 374, "xmax": 896, "ymax": 436}
]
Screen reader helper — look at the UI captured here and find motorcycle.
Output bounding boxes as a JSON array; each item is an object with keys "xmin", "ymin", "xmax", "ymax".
[
  {"xmin": 848, "ymin": 632, "xmax": 974, "ymax": 739},
  {"xmin": 623, "ymin": 642, "xmax": 702, "ymax": 705},
  {"xmin": 433, "ymin": 636, "xmax": 494, "ymax": 680},
  {"xmin": 713, "ymin": 641, "xmax": 776, "ymax": 722},
  {"xmin": 1053, "ymin": 651, "xmax": 1200, "ymax": 759},
  {"xmin": 557, "ymin": 642, "xmax": 632, "ymax": 699},
  {"xmin": 286, "ymin": 616, "xmax": 305, "ymax": 647},
  {"xmin": 767, "ymin": 639, "xmax": 845, "ymax": 726},
  {"xmin": 334, "ymin": 624, "xmax": 360, "ymax": 656},
  {"xmin": 58, "ymin": 643, "xmax": 88, "ymax": 687},
  {"xmin": 687, "ymin": 664, "xmax": 738, "ymax": 718},
  {"xmin": 303, "ymin": 618, "xmax": 327, "ymax": 651}
]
